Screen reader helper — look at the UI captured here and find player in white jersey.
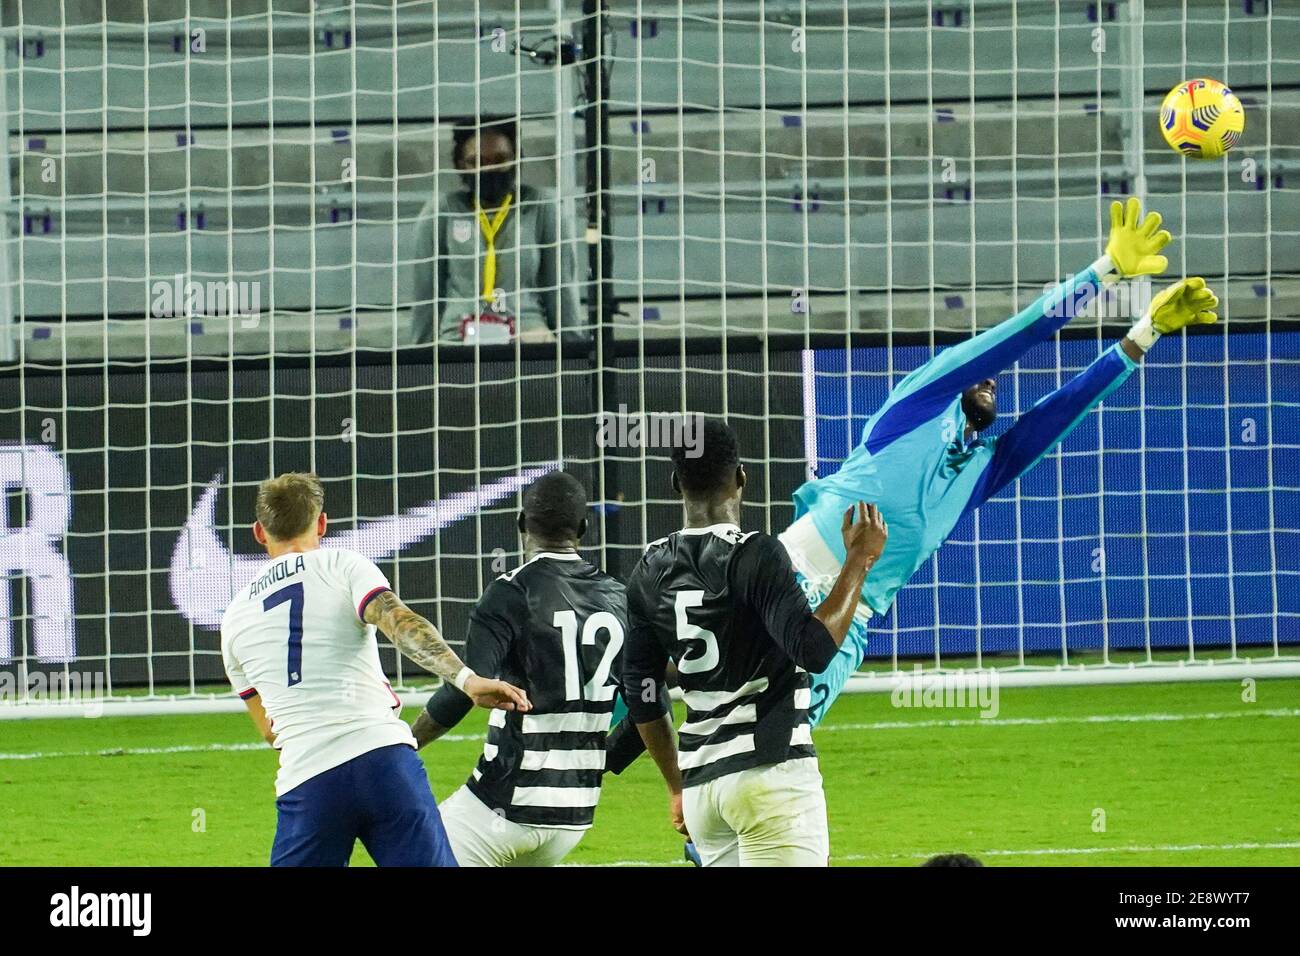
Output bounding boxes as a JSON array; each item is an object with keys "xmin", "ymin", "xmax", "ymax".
[{"xmin": 221, "ymin": 472, "xmax": 530, "ymax": 866}]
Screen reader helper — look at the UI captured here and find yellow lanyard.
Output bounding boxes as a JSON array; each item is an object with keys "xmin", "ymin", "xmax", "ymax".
[{"xmin": 475, "ymin": 194, "xmax": 513, "ymax": 303}]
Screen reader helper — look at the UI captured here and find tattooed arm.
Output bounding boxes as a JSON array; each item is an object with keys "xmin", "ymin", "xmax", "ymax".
[
  {"xmin": 412, "ymin": 578, "xmax": 519, "ymax": 749},
  {"xmin": 363, "ymin": 590, "xmax": 531, "ymax": 713}
]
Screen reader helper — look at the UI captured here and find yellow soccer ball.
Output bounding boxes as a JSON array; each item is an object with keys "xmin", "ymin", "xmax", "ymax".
[{"xmin": 1159, "ymin": 78, "xmax": 1245, "ymax": 159}]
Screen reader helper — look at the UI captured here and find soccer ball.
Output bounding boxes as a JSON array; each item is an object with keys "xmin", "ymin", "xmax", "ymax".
[{"xmin": 1159, "ymin": 78, "xmax": 1244, "ymax": 159}]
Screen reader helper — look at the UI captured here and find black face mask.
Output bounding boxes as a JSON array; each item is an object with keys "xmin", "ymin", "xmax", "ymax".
[{"xmin": 463, "ymin": 168, "xmax": 515, "ymax": 206}]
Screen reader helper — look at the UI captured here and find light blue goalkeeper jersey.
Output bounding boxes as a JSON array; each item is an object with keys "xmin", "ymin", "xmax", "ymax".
[{"xmin": 793, "ymin": 258, "xmax": 1140, "ymax": 616}]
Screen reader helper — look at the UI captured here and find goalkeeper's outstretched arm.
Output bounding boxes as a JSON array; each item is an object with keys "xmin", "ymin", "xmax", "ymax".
[
  {"xmin": 964, "ymin": 277, "xmax": 1218, "ymax": 511},
  {"xmin": 863, "ymin": 198, "xmax": 1172, "ymax": 457}
]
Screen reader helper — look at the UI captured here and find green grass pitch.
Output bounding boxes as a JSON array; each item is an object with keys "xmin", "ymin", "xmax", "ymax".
[{"xmin": 2, "ymin": 678, "xmax": 1296, "ymax": 866}]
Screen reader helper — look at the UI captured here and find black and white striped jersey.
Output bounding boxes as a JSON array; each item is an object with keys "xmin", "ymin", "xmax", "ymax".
[
  {"xmin": 424, "ymin": 552, "xmax": 626, "ymax": 828},
  {"xmin": 622, "ymin": 523, "xmax": 839, "ymax": 788}
]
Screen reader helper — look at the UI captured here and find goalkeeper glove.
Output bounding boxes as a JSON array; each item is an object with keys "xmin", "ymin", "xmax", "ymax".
[
  {"xmin": 1128, "ymin": 277, "xmax": 1219, "ymax": 351},
  {"xmin": 1105, "ymin": 197, "xmax": 1173, "ymax": 279}
]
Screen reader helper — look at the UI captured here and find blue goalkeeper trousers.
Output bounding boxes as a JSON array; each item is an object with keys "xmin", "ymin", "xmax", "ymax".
[{"xmin": 796, "ymin": 570, "xmax": 870, "ymax": 727}]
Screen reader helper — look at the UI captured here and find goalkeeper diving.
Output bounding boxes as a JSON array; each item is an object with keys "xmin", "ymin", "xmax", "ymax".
[{"xmin": 783, "ymin": 198, "xmax": 1219, "ymax": 724}]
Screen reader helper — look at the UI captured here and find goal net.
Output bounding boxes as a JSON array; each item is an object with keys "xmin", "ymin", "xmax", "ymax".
[{"xmin": 1, "ymin": 0, "xmax": 1297, "ymax": 716}]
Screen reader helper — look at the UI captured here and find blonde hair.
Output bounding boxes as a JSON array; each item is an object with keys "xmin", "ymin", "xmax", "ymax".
[{"xmin": 255, "ymin": 472, "xmax": 325, "ymax": 541}]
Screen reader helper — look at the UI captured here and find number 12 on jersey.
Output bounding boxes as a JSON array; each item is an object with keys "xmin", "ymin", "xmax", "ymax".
[{"xmin": 552, "ymin": 609, "xmax": 625, "ymax": 702}]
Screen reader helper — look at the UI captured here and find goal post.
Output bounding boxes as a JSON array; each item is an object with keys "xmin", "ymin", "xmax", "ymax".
[{"xmin": 0, "ymin": 1, "xmax": 1297, "ymax": 719}]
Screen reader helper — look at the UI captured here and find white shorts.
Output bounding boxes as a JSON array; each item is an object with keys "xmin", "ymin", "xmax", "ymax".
[
  {"xmin": 682, "ymin": 757, "xmax": 829, "ymax": 867},
  {"xmin": 438, "ymin": 785, "xmax": 586, "ymax": 867},
  {"xmin": 779, "ymin": 514, "xmax": 875, "ymax": 626}
]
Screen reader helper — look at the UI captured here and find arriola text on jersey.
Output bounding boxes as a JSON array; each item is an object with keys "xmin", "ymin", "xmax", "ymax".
[{"xmin": 249, "ymin": 554, "xmax": 306, "ymax": 598}]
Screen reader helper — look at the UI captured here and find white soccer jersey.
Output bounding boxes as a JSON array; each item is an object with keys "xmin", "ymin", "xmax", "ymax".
[{"xmin": 220, "ymin": 547, "xmax": 415, "ymax": 796}]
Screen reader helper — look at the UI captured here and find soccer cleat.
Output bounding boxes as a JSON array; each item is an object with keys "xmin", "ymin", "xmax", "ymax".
[{"xmin": 684, "ymin": 841, "xmax": 702, "ymax": 866}]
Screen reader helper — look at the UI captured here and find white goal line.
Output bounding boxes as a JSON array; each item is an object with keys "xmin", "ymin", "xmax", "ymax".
[
  {"xmin": 1, "ymin": 660, "xmax": 1298, "ymax": 721},
  {"xmin": 3, "ymin": 707, "xmax": 1295, "ymax": 761}
]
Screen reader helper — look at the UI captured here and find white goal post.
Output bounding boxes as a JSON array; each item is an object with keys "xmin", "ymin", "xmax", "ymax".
[{"xmin": 0, "ymin": 1, "xmax": 1297, "ymax": 719}]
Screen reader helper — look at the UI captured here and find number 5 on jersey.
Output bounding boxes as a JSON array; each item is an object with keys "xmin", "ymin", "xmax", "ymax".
[{"xmin": 674, "ymin": 590, "xmax": 719, "ymax": 674}]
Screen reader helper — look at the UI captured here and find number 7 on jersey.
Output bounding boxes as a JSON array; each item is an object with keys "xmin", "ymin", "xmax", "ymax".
[{"xmin": 263, "ymin": 582, "xmax": 305, "ymax": 686}]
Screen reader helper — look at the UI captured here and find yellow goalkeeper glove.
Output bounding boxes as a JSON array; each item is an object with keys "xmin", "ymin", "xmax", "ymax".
[
  {"xmin": 1128, "ymin": 277, "xmax": 1219, "ymax": 351},
  {"xmin": 1105, "ymin": 197, "xmax": 1173, "ymax": 279}
]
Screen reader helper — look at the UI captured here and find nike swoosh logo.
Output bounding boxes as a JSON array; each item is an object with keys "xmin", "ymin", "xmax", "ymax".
[{"xmin": 168, "ymin": 465, "xmax": 559, "ymax": 629}]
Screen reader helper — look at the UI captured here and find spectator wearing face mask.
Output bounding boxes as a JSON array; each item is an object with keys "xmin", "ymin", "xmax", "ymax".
[{"xmin": 410, "ymin": 117, "xmax": 584, "ymax": 345}]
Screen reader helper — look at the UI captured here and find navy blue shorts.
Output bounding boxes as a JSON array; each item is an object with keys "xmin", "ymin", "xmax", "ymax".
[{"xmin": 270, "ymin": 743, "xmax": 457, "ymax": 867}]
